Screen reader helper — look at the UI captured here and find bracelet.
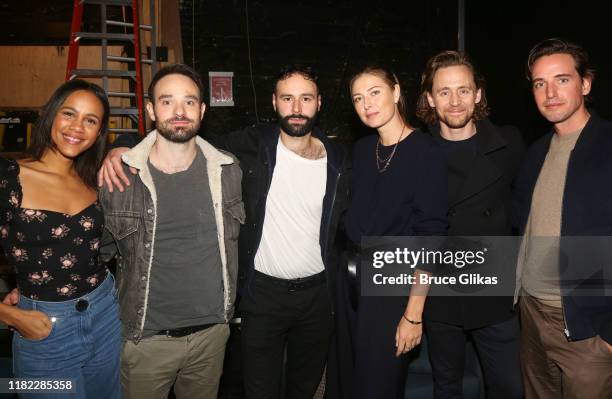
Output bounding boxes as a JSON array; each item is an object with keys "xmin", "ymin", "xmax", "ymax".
[{"xmin": 403, "ymin": 315, "xmax": 422, "ymax": 325}]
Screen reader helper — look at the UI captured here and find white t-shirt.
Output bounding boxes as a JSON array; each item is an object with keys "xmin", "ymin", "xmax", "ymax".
[{"xmin": 254, "ymin": 139, "xmax": 327, "ymax": 279}]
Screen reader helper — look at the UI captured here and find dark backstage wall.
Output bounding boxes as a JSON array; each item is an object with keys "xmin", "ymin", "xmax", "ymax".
[
  {"xmin": 180, "ymin": 0, "xmax": 612, "ymax": 144},
  {"xmin": 180, "ymin": 0, "xmax": 458, "ymax": 141}
]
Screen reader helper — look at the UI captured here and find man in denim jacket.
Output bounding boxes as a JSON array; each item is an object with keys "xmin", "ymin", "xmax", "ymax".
[
  {"xmin": 100, "ymin": 64, "xmax": 244, "ymax": 399},
  {"xmin": 99, "ymin": 65, "xmax": 350, "ymax": 399}
]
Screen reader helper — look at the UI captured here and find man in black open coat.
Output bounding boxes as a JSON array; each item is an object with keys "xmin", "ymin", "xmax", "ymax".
[{"xmin": 416, "ymin": 50, "xmax": 524, "ymax": 398}]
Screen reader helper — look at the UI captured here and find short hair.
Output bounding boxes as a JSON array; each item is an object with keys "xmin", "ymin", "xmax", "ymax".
[
  {"xmin": 526, "ymin": 38, "xmax": 595, "ymax": 81},
  {"xmin": 147, "ymin": 64, "xmax": 205, "ymax": 103},
  {"xmin": 349, "ymin": 65, "xmax": 410, "ymax": 126},
  {"xmin": 26, "ymin": 79, "xmax": 110, "ymax": 189},
  {"xmin": 416, "ymin": 50, "xmax": 489, "ymax": 125},
  {"xmin": 274, "ymin": 65, "xmax": 319, "ymax": 94}
]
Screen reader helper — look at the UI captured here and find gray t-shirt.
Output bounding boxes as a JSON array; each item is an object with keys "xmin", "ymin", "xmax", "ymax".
[{"xmin": 143, "ymin": 148, "xmax": 224, "ymax": 336}]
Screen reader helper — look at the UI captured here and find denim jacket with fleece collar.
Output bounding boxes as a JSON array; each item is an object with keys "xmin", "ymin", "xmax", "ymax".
[{"xmin": 99, "ymin": 131, "xmax": 245, "ymax": 343}]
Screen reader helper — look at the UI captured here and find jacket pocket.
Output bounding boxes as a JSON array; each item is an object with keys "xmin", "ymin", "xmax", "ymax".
[
  {"xmin": 223, "ymin": 198, "xmax": 245, "ymax": 240},
  {"xmin": 105, "ymin": 211, "xmax": 140, "ymax": 240}
]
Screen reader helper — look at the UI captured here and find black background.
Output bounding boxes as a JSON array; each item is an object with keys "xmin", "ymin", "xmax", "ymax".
[{"xmin": 3, "ymin": 0, "xmax": 612, "ymax": 143}]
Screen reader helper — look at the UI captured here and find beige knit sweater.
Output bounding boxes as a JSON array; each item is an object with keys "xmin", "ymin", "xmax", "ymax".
[{"xmin": 520, "ymin": 129, "xmax": 582, "ymax": 307}]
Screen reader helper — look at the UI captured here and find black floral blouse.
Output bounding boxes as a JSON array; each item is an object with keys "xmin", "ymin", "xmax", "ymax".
[{"xmin": 0, "ymin": 157, "xmax": 107, "ymax": 301}]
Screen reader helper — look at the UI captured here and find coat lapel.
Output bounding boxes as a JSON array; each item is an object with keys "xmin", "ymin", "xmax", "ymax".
[
  {"xmin": 452, "ymin": 149, "xmax": 503, "ymax": 206},
  {"xmin": 432, "ymin": 119, "xmax": 507, "ymax": 206}
]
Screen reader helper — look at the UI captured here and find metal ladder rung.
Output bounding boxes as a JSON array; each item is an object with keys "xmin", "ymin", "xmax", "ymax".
[
  {"xmin": 106, "ymin": 20, "xmax": 152, "ymax": 30},
  {"xmin": 109, "ymin": 128, "xmax": 139, "ymax": 133},
  {"xmin": 70, "ymin": 69, "xmax": 136, "ymax": 78},
  {"xmin": 107, "ymin": 91, "xmax": 135, "ymax": 98},
  {"xmin": 76, "ymin": 32, "xmax": 134, "ymax": 41},
  {"xmin": 110, "ymin": 108, "xmax": 140, "ymax": 115},
  {"xmin": 107, "ymin": 55, "xmax": 153, "ymax": 64},
  {"xmin": 108, "ymin": 91, "xmax": 149, "ymax": 99}
]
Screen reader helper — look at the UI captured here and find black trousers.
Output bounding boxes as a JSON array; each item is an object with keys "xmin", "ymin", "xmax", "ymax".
[
  {"xmin": 353, "ymin": 296, "xmax": 409, "ymax": 399},
  {"xmin": 240, "ymin": 271, "xmax": 333, "ymax": 399},
  {"xmin": 425, "ymin": 315, "xmax": 524, "ymax": 399}
]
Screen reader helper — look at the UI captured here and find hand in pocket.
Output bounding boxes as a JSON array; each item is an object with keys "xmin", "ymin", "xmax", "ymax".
[{"xmin": 16, "ymin": 309, "xmax": 53, "ymax": 341}]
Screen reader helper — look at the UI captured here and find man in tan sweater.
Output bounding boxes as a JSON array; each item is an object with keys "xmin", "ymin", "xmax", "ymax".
[{"xmin": 514, "ymin": 38, "xmax": 612, "ymax": 398}]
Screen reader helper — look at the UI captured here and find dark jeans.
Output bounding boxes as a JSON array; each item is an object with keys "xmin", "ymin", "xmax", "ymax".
[
  {"xmin": 426, "ymin": 315, "xmax": 523, "ymax": 399},
  {"xmin": 240, "ymin": 271, "xmax": 333, "ymax": 399}
]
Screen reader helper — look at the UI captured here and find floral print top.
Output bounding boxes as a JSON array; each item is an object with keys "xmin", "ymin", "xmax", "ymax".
[{"xmin": 0, "ymin": 157, "xmax": 107, "ymax": 301}]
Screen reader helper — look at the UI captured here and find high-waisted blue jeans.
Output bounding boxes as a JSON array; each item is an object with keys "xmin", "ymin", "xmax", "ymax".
[{"xmin": 13, "ymin": 273, "xmax": 121, "ymax": 398}]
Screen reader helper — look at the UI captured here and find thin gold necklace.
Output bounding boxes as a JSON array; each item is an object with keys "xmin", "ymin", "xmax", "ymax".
[{"xmin": 376, "ymin": 125, "xmax": 406, "ymax": 173}]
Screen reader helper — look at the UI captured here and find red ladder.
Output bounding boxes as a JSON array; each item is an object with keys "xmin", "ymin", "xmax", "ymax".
[{"xmin": 66, "ymin": 0, "xmax": 157, "ymax": 136}]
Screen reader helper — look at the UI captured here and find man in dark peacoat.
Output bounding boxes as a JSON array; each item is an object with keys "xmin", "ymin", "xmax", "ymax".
[{"xmin": 416, "ymin": 50, "xmax": 524, "ymax": 398}]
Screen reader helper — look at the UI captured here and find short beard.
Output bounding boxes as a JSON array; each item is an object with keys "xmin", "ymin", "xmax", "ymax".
[
  {"xmin": 437, "ymin": 109, "xmax": 473, "ymax": 130},
  {"xmin": 156, "ymin": 118, "xmax": 199, "ymax": 143},
  {"xmin": 279, "ymin": 113, "xmax": 317, "ymax": 137}
]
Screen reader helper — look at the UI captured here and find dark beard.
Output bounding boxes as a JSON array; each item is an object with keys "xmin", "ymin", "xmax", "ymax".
[
  {"xmin": 279, "ymin": 113, "xmax": 317, "ymax": 137},
  {"xmin": 156, "ymin": 117, "xmax": 199, "ymax": 143}
]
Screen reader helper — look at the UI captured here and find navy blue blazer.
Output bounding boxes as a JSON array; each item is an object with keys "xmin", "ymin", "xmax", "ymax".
[{"xmin": 513, "ymin": 114, "xmax": 612, "ymax": 343}]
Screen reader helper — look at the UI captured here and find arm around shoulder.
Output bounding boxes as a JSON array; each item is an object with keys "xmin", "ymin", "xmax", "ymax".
[{"xmin": 112, "ymin": 133, "xmax": 141, "ymax": 149}]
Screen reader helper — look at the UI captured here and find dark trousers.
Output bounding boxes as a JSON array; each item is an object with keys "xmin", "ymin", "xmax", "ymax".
[
  {"xmin": 426, "ymin": 316, "xmax": 523, "ymax": 399},
  {"xmin": 240, "ymin": 271, "xmax": 333, "ymax": 399},
  {"xmin": 353, "ymin": 296, "xmax": 409, "ymax": 399}
]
